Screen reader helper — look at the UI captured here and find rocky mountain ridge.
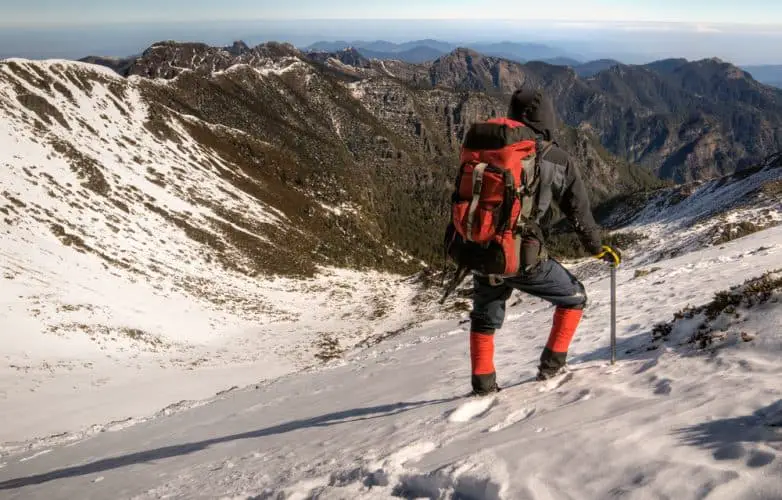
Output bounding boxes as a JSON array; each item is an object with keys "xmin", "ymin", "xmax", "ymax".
[
  {"xmin": 82, "ymin": 40, "xmax": 782, "ymax": 184},
  {"xmin": 421, "ymin": 50, "xmax": 782, "ymax": 182}
]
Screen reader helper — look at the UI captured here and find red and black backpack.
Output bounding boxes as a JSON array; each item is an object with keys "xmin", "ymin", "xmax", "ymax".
[{"xmin": 441, "ymin": 118, "xmax": 549, "ymax": 301}]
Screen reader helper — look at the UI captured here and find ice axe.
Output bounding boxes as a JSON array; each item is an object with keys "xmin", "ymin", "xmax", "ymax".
[
  {"xmin": 610, "ymin": 263, "xmax": 617, "ymax": 365},
  {"xmin": 596, "ymin": 245, "xmax": 620, "ymax": 364}
]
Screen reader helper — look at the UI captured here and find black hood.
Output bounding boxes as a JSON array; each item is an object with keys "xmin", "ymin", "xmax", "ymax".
[{"xmin": 507, "ymin": 88, "xmax": 557, "ymax": 142}]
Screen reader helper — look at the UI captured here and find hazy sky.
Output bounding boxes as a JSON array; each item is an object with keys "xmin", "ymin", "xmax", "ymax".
[
  {"xmin": 1, "ymin": 2, "xmax": 781, "ymax": 64},
  {"xmin": 3, "ymin": 0, "xmax": 782, "ymax": 25}
]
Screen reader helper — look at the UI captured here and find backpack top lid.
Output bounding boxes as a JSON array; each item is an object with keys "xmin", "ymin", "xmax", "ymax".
[
  {"xmin": 460, "ymin": 118, "xmax": 538, "ymax": 166},
  {"xmin": 462, "ymin": 118, "xmax": 538, "ymax": 151}
]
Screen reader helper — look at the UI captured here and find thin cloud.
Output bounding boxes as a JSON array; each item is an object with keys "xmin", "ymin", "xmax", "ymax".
[
  {"xmin": 618, "ymin": 24, "xmax": 677, "ymax": 32},
  {"xmin": 552, "ymin": 21, "xmax": 609, "ymax": 29},
  {"xmin": 544, "ymin": 20, "xmax": 776, "ymax": 34},
  {"xmin": 695, "ymin": 24, "xmax": 722, "ymax": 33},
  {"xmin": 551, "ymin": 21, "xmax": 684, "ymax": 31}
]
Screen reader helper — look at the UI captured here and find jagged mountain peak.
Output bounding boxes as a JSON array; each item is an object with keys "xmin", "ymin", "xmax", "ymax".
[
  {"xmin": 91, "ymin": 40, "xmax": 304, "ymax": 79},
  {"xmin": 334, "ymin": 47, "xmax": 372, "ymax": 67},
  {"xmin": 227, "ymin": 40, "xmax": 251, "ymax": 55},
  {"xmin": 585, "ymin": 62, "xmax": 663, "ymax": 86},
  {"xmin": 303, "ymin": 47, "xmax": 374, "ymax": 74},
  {"xmin": 426, "ymin": 47, "xmax": 536, "ymax": 93},
  {"xmin": 690, "ymin": 57, "xmax": 755, "ymax": 79},
  {"xmin": 451, "ymin": 47, "xmax": 481, "ymax": 56},
  {"xmin": 645, "ymin": 57, "xmax": 689, "ymax": 68},
  {"xmin": 144, "ymin": 40, "xmax": 203, "ymax": 51},
  {"xmin": 645, "ymin": 56, "xmax": 758, "ymax": 83},
  {"xmin": 78, "ymin": 54, "xmax": 137, "ymax": 75},
  {"xmin": 254, "ymin": 41, "xmax": 301, "ymax": 58},
  {"xmin": 437, "ymin": 47, "xmax": 490, "ymax": 62}
]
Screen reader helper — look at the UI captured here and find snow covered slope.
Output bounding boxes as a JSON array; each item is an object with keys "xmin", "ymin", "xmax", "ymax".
[
  {"xmin": 0, "ymin": 58, "xmax": 442, "ymax": 442},
  {"xmin": 1, "ymin": 55, "xmax": 781, "ymax": 499},
  {"xmin": 600, "ymin": 155, "xmax": 782, "ymax": 265},
  {"xmin": 1, "ymin": 216, "xmax": 780, "ymax": 499}
]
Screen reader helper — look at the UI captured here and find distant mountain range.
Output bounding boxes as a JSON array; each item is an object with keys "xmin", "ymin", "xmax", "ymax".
[
  {"xmin": 305, "ymin": 39, "xmax": 454, "ymax": 55},
  {"xmin": 303, "ymin": 40, "xmax": 782, "ymax": 89},
  {"xmin": 75, "ymin": 39, "xmax": 782, "ymax": 187},
  {"xmin": 303, "ymin": 39, "xmax": 584, "ymax": 66}
]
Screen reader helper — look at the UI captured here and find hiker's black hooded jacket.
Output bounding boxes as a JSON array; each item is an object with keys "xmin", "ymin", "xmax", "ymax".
[{"xmin": 508, "ymin": 89, "xmax": 603, "ymax": 256}]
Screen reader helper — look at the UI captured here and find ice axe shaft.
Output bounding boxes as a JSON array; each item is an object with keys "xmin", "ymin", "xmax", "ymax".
[{"xmin": 610, "ymin": 264, "xmax": 617, "ymax": 365}]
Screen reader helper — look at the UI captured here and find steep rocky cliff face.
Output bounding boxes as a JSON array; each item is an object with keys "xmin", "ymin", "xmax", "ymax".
[{"xmin": 420, "ymin": 50, "xmax": 782, "ymax": 183}]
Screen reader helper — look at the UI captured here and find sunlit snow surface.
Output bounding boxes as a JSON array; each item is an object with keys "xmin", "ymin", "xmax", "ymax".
[{"xmin": 0, "ymin": 59, "xmax": 780, "ymax": 500}]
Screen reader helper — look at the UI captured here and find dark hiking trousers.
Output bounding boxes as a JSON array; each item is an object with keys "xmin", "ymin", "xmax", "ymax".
[
  {"xmin": 468, "ymin": 258, "xmax": 587, "ymax": 391},
  {"xmin": 470, "ymin": 258, "xmax": 587, "ymax": 334}
]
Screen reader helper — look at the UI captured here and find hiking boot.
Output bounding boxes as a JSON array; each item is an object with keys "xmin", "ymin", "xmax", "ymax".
[
  {"xmin": 470, "ymin": 382, "xmax": 501, "ymax": 397},
  {"xmin": 535, "ymin": 366, "xmax": 568, "ymax": 381},
  {"xmin": 471, "ymin": 372, "xmax": 500, "ymax": 396}
]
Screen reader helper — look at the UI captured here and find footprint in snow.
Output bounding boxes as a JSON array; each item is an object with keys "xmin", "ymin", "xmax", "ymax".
[
  {"xmin": 384, "ymin": 441, "xmax": 438, "ymax": 468},
  {"xmin": 570, "ymin": 389, "xmax": 592, "ymax": 403},
  {"xmin": 746, "ymin": 450, "xmax": 776, "ymax": 468},
  {"xmin": 487, "ymin": 407, "xmax": 536, "ymax": 432},
  {"xmin": 537, "ymin": 372, "xmax": 575, "ymax": 393},
  {"xmin": 712, "ymin": 445, "xmax": 776, "ymax": 468},
  {"xmin": 654, "ymin": 379, "xmax": 673, "ymax": 395},
  {"xmin": 448, "ymin": 396, "xmax": 497, "ymax": 423}
]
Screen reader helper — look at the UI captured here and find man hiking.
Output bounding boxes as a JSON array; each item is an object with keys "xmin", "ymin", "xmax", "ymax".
[{"xmin": 444, "ymin": 88, "xmax": 621, "ymax": 396}]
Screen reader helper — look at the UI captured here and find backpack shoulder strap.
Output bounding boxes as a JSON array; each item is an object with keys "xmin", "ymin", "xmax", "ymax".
[
  {"xmin": 539, "ymin": 140, "xmax": 554, "ymax": 157},
  {"xmin": 465, "ymin": 163, "xmax": 488, "ymax": 241},
  {"xmin": 518, "ymin": 138, "xmax": 554, "ymax": 223}
]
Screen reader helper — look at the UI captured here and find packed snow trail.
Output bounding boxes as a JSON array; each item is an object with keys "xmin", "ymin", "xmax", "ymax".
[{"xmin": 1, "ymin": 227, "xmax": 781, "ymax": 499}]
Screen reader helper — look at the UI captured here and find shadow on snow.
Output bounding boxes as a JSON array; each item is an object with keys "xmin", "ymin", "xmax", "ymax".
[
  {"xmin": 0, "ymin": 397, "xmax": 459, "ymax": 490},
  {"xmin": 674, "ymin": 400, "xmax": 782, "ymax": 465}
]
